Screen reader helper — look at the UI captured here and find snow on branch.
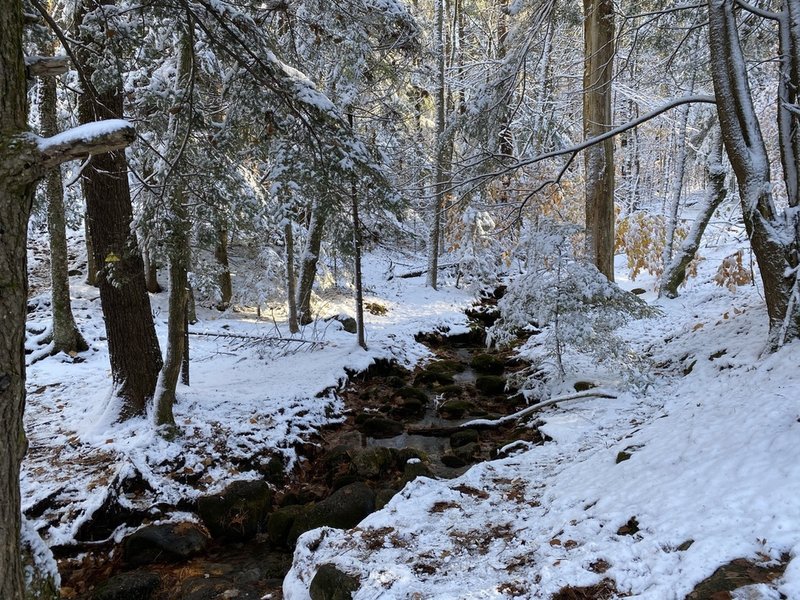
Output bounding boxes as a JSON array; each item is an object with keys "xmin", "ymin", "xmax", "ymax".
[
  {"xmin": 24, "ymin": 55, "xmax": 69, "ymax": 78},
  {"xmin": 36, "ymin": 119, "xmax": 136, "ymax": 171}
]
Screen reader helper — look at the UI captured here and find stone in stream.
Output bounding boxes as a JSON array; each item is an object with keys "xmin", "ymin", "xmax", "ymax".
[
  {"xmin": 450, "ymin": 428, "xmax": 479, "ymax": 449},
  {"xmin": 288, "ymin": 482, "xmax": 376, "ymax": 546},
  {"xmin": 267, "ymin": 504, "xmax": 306, "ymax": 547},
  {"xmin": 413, "ymin": 370, "xmax": 455, "ymax": 387},
  {"xmin": 91, "ymin": 570, "xmax": 161, "ymax": 600},
  {"xmin": 350, "ymin": 446, "xmax": 397, "ymax": 479},
  {"xmin": 475, "ymin": 375, "xmax": 506, "ymax": 395},
  {"xmin": 359, "ymin": 416, "xmax": 404, "ymax": 438},
  {"xmin": 438, "ymin": 399, "xmax": 476, "ymax": 419},
  {"xmin": 309, "ymin": 563, "xmax": 360, "ymax": 600},
  {"xmin": 400, "ymin": 458, "xmax": 434, "ymax": 485},
  {"xmin": 122, "ymin": 521, "xmax": 210, "ymax": 565},
  {"xmin": 196, "ymin": 480, "xmax": 273, "ymax": 540},
  {"xmin": 453, "ymin": 442, "xmax": 480, "ymax": 464},
  {"xmin": 470, "ymin": 353, "xmax": 505, "ymax": 375}
]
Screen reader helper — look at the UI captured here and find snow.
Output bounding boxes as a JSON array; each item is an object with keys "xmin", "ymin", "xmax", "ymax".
[
  {"xmin": 21, "ymin": 221, "xmax": 800, "ymax": 599},
  {"xmin": 36, "ymin": 119, "xmax": 133, "ymax": 151}
]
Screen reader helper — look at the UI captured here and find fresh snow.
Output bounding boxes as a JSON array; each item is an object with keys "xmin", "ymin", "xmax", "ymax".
[
  {"xmin": 22, "ymin": 222, "xmax": 800, "ymax": 599},
  {"xmin": 35, "ymin": 119, "xmax": 133, "ymax": 151}
]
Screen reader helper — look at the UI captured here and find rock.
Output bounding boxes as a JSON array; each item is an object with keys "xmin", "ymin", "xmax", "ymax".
[
  {"xmin": 123, "ymin": 521, "xmax": 210, "ymax": 565},
  {"xmin": 197, "ymin": 480, "xmax": 273, "ymax": 540},
  {"xmin": 470, "ymin": 354, "xmax": 504, "ymax": 375},
  {"xmin": 475, "ymin": 375, "xmax": 506, "ymax": 395},
  {"xmin": 453, "ymin": 442, "xmax": 480, "ymax": 463},
  {"xmin": 375, "ymin": 488, "xmax": 398, "ymax": 510},
  {"xmin": 397, "ymin": 387, "xmax": 428, "ymax": 402},
  {"xmin": 450, "ymin": 428, "xmax": 479, "ymax": 449},
  {"xmin": 359, "ymin": 417, "xmax": 403, "ymax": 439},
  {"xmin": 425, "ymin": 360, "xmax": 465, "ymax": 375},
  {"xmin": 326, "ymin": 315, "xmax": 358, "ymax": 334},
  {"xmin": 386, "ymin": 376, "xmax": 406, "ymax": 388},
  {"xmin": 67, "ymin": 268, "xmax": 83, "ymax": 277},
  {"xmin": 267, "ymin": 505, "xmax": 305, "ymax": 547},
  {"xmin": 574, "ymin": 381, "xmax": 597, "ymax": 392},
  {"xmin": 350, "ymin": 447, "xmax": 396, "ymax": 479},
  {"xmin": 438, "ymin": 399, "xmax": 475, "ymax": 419},
  {"xmin": 437, "ymin": 384, "xmax": 464, "ymax": 398},
  {"xmin": 414, "ymin": 370, "xmax": 455, "ymax": 387},
  {"xmin": 92, "ymin": 570, "xmax": 160, "ymax": 600},
  {"xmin": 309, "ymin": 563, "xmax": 360, "ymax": 600},
  {"xmin": 289, "ymin": 483, "xmax": 376, "ymax": 545},
  {"xmin": 396, "ymin": 447, "xmax": 429, "ymax": 465},
  {"xmin": 616, "ymin": 451, "xmax": 632, "ymax": 464},
  {"xmin": 441, "ymin": 454, "xmax": 467, "ymax": 468},
  {"xmin": 401, "ymin": 459, "xmax": 433, "ymax": 485}
]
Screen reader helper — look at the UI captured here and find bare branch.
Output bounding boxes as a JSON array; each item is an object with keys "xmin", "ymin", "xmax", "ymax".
[{"xmin": 735, "ymin": 0, "xmax": 781, "ymax": 20}]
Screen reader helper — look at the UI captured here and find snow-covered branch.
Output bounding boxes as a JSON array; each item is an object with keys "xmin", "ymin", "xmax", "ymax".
[
  {"xmin": 36, "ymin": 120, "xmax": 136, "ymax": 172},
  {"xmin": 24, "ymin": 55, "xmax": 69, "ymax": 77}
]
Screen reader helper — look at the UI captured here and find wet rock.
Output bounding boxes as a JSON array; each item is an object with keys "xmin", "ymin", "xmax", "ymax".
[
  {"xmin": 123, "ymin": 521, "xmax": 210, "ymax": 565},
  {"xmin": 391, "ymin": 389, "xmax": 427, "ymax": 417},
  {"xmin": 475, "ymin": 375, "xmax": 506, "ymax": 395},
  {"xmin": 309, "ymin": 563, "xmax": 360, "ymax": 600},
  {"xmin": 350, "ymin": 447, "xmax": 396, "ymax": 479},
  {"xmin": 450, "ymin": 428, "xmax": 479, "ymax": 449},
  {"xmin": 359, "ymin": 417, "xmax": 404, "ymax": 438},
  {"xmin": 395, "ymin": 447, "xmax": 429, "ymax": 467},
  {"xmin": 92, "ymin": 570, "xmax": 160, "ymax": 600},
  {"xmin": 397, "ymin": 387, "xmax": 428, "ymax": 402},
  {"xmin": 289, "ymin": 483, "xmax": 376, "ymax": 545},
  {"xmin": 437, "ymin": 384, "xmax": 465, "ymax": 398},
  {"xmin": 197, "ymin": 480, "xmax": 273, "ymax": 540},
  {"xmin": 438, "ymin": 399, "xmax": 475, "ymax": 419},
  {"xmin": 441, "ymin": 454, "xmax": 467, "ymax": 468},
  {"xmin": 470, "ymin": 354, "xmax": 505, "ymax": 375},
  {"xmin": 453, "ymin": 442, "xmax": 480, "ymax": 464},
  {"xmin": 401, "ymin": 459, "xmax": 434, "ymax": 485},
  {"xmin": 267, "ymin": 505, "xmax": 305, "ymax": 547},
  {"xmin": 425, "ymin": 360, "xmax": 465, "ymax": 375},
  {"xmin": 414, "ymin": 370, "xmax": 455, "ymax": 387}
]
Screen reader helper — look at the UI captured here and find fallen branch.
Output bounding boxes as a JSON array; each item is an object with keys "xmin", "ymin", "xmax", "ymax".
[
  {"xmin": 396, "ymin": 262, "xmax": 457, "ymax": 279},
  {"xmin": 188, "ymin": 330, "xmax": 324, "ymax": 346},
  {"xmin": 460, "ymin": 388, "xmax": 618, "ymax": 429},
  {"xmin": 25, "ymin": 54, "xmax": 69, "ymax": 77}
]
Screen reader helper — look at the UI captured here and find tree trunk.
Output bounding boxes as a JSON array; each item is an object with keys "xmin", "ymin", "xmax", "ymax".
[
  {"xmin": 215, "ymin": 223, "xmax": 233, "ymax": 310},
  {"xmin": 583, "ymin": 0, "xmax": 616, "ymax": 281},
  {"xmin": 427, "ymin": 0, "xmax": 448, "ymax": 290},
  {"xmin": 285, "ymin": 221, "xmax": 299, "ymax": 333},
  {"xmin": 349, "ymin": 114, "xmax": 367, "ymax": 350},
  {"xmin": 38, "ymin": 55, "xmax": 89, "ymax": 355},
  {"xmin": 76, "ymin": 0, "xmax": 163, "ymax": 418},
  {"xmin": 660, "ymin": 129, "xmax": 727, "ymax": 298},
  {"xmin": 84, "ymin": 212, "xmax": 98, "ymax": 286},
  {"xmin": 297, "ymin": 200, "xmax": 326, "ymax": 324},
  {"xmin": 707, "ymin": 0, "xmax": 800, "ymax": 347},
  {"xmin": 143, "ymin": 249, "xmax": 163, "ymax": 293}
]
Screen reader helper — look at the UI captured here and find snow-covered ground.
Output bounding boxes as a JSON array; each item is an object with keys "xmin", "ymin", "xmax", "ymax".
[{"xmin": 22, "ymin": 220, "xmax": 800, "ymax": 599}]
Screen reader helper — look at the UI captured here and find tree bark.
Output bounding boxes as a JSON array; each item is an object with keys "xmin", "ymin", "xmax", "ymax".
[
  {"xmin": 583, "ymin": 0, "xmax": 616, "ymax": 281},
  {"xmin": 349, "ymin": 113, "xmax": 367, "ymax": 350},
  {"xmin": 707, "ymin": 0, "xmax": 800, "ymax": 347},
  {"xmin": 215, "ymin": 222, "xmax": 233, "ymax": 310},
  {"xmin": 76, "ymin": 0, "xmax": 163, "ymax": 418},
  {"xmin": 143, "ymin": 249, "xmax": 163, "ymax": 293},
  {"xmin": 84, "ymin": 213, "xmax": 98, "ymax": 286},
  {"xmin": 297, "ymin": 199, "xmax": 326, "ymax": 324},
  {"xmin": 660, "ymin": 129, "xmax": 727, "ymax": 298},
  {"xmin": 285, "ymin": 221, "xmax": 299, "ymax": 333},
  {"xmin": 38, "ymin": 49, "xmax": 89, "ymax": 355}
]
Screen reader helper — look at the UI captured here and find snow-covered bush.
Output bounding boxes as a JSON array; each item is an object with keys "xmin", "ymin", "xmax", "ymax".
[{"xmin": 489, "ymin": 219, "xmax": 659, "ymax": 398}]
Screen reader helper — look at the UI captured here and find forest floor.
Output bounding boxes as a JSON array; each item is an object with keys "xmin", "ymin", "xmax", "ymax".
[{"xmin": 21, "ymin": 220, "xmax": 800, "ymax": 599}]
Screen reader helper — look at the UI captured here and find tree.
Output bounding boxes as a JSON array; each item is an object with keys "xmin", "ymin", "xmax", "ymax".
[
  {"xmin": 583, "ymin": 0, "xmax": 616, "ymax": 281},
  {"xmin": 1, "ymin": 2, "xmax": 135, "ymax": 595},
  {"xmin": 74, "ymin": 0, "xmax": 163, "ymax": 418},
  {"xmin": 707, "ymin": 0, "xmax": 800, "ymax": 348}
]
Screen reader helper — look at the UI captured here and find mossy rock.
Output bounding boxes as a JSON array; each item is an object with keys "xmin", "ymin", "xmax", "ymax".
[
  {"xmin": 441, "ymin": 454, "xmax": 467, "ymax": 468},
  {"xmin": 400, "ymin": 459, "xmax": 434, "ymax": 485},
  {"xmin": 475, "ymin": 375, "xmax": 506, "ymax": 395},
  {"xmin": 450, "ymin": 428, "xmax": 479, "ymax": 449},
  {"xmin": 470, "ymin": 354, "xmax": 505, "ymax": 375},
  {"xmin": 425, "ymin": 360, "xmax": 465, "ymax": 375},
  {"xmin": 386, "ymin": 376, "xmax": 406, "ymax": 389},
  {"xmin": 197, "ymin": 480, "xmax": 273, "ymax": 540},
  {"xmin": 436, "ymin": 384, "xmax": 464, "ymax": 398},
  {"xmin": 390, "ymin": 397, "xmax": 426, "ymax": 418},
  {"xmin": 350, "ymin": 447, "xmax": 397, "ymax": 479},
  {"xmin": 289, "ymin": 483, "xmax": 376, "ymax": 545},
  {"xmin": 438, "ymin": 399, "xmax": 475, "ymax": 419},
  {"xmin": 267, "ymin": 504, "xmax": 306, "ymax": 547},
  {"xmin": 453, "ymin": 442, "xmax": 480, "ymax": 463},
  {"xmin": 414, "ymin": 370, "xmax": 456, "ymax": 387},
  {"xmin": 359, "ymin": 417, "xmax": 404, "ymax": 439},
  {"xmin": 395, "ymin": 447, "xmax": 429, "ymax": 467},
  {"xmin": 122, "ymin": 522, "xmax": 210, "ymax": 566},
  {"xmin": 396, "ymin": 387, "xmax": 428, "ymax": 402},
  {"xmin": 91, "ymin": 570, "xmax": 160, "ymax": 600},
  {"xmin": 375, "ymin": 488, "xmax": 398, "ymax": 510},
  {"xmin": 309, "ymin": 563, "xmax": 360, "ymax": 600}
]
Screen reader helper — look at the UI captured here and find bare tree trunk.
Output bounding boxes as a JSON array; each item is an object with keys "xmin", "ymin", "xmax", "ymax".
[
  {"xmin": 427, "ymin": 0, "xmax": 448, "ymax": 290},
  {"xmin": 349, "ymin": 114, "xmax": 367, "ymax": 349},
  {"xmin": 143, "ymin": 248, "xmax": 163, "ymax": 293},
  {"xmin": 84, "ymin": 213, "xmax": 98, "ymax": 286},
  {"xmin": 297, "ymin": 200, "xmax": 326, "ymax": 324},
  {"xmin": 285, "ymin": 221, "xmax": 299, "ymax": 333},
  {"xmin": 38, "ymin": 53, "xmax": 89, "ymax": 355},
  {"xmin": 583, "ymin": 0, "xmax": 616, "ymax": 281},
  {"xmin": 660, "ymin": 129, "xmax": 727, "ymax": 298},
  {"xmin": 76, "ymin": 0, "xmax": 163, "ymax": 418},
  {"xmin": 708, "ymin": 0, "xmax": 800, "ymax": 347},
  {"xmin": 215, "ymin": 222, "xmax": 233, "ymax": 310}
]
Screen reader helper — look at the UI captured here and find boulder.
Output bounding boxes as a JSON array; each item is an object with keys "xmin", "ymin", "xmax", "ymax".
[
  {"xmin": 475, "ymin": 375, "xmax": 506, "ymax": 395},
  {"xmin": 123, "ymin": 521, "xmax": 210, "ymax": 565},
  {"xmin": 438, "ymin": 399, "xmax": 475, "ymax": 419},
  {"xmin": 400, "ymin": 459, "xmax": 434, "ymax": 485},
  {"xmin": 309, "ymin": 563, "xmax": 360, "ymax": 600},
  {"xmin": 450, "ymin": 428, "xmax": 479, "ymax": 449},
  {"xmin": 470, "ymin": 353, "xmax": 505, "ymax": 375},
  {"xmin": 197, "ymin": 480, "xmax": 273, "ymax": 540},
  {"xmin": 267, "ymin": 504, "xmax": 305, "ymax": 547},
  {"xmin": 359, "ymin": 417, "xmax": 403, "ymax": 439},
  {"xmin": 413, "ymin": 370, "xmax": 455, "ymax": 387},
  {"xmin": 375, "ymin": 488, "xmax": 398, "ymax": 510},
  {"xmin": 289, "ymin": 482, "xmax": 376, "ymax": 545},
  {"xmin": 350, "ymin": 447, "xmax": 396, "ymax": 479},
  {"xmin": 92, "ymin": 571, "xmax": 160, "ymax": 600},
  {"xmin": 453, "ymin": 442, "xmax": 480, "ymax": 464}
]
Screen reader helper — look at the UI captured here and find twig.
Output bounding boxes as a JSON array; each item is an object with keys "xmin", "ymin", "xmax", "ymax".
[
  {"xmin": 460, "ymin": 389, "xmax": 618, "ymax": 429},
  {"xmin": 188, "ymin": 330, "xmax": 324, "ymax": 346}
]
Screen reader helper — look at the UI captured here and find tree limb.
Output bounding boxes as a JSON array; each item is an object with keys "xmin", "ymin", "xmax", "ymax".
[{"xmin": 24, "ymin": 54, "xmax": 68, "ymax": 78}]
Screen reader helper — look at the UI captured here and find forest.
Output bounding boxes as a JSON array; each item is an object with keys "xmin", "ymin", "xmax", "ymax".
[{"xmin": 1, "ymin": 0, "xmax": 800, "ymax": 598}]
